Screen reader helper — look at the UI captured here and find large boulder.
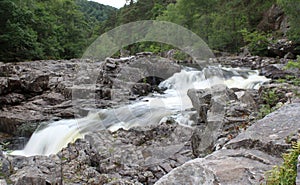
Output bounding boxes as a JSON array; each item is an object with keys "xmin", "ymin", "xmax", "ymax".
[
  {"xmin": 225, "ymin": 103, "xmax": 300, "ymax": 157},
  {"xmin": 260, "ymin": 64, "xmax": 294, "ymax": 79},
  {"xmin": 187, "ymin": 88, "xmax": 212, "ymax": 124},
  {"xmin": 155, "ymin": 102, "xmax": 300, "ymax": 184},
  {"xmin": 155, "ymin": 149, "xmax": 281, "ymax": 185},
  {"xmin": 188, "ymin": 84, "xmax": 238, "ymax": 157},
  {"xmin": 268, "ymin": 39, "xmax": 300, "ymax": 58}
]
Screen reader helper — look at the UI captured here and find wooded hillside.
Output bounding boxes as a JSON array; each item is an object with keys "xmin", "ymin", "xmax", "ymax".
[{"xmin": 1, "ymin": 0, "xmax": 299, "ymax": 62}]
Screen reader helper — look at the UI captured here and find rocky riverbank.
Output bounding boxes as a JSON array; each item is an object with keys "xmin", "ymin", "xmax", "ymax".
[
  {"xmin": 0, "ymin": 54, "xmax": 300, "ymax": 184},
  {"xmin": 0, "ymin": 55, "xmax": 180, "ymax": 138}
]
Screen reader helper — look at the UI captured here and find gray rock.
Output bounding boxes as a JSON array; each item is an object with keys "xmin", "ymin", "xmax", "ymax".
[
  {"xmin": 260, "ymin": 64, "xmax": 293, "ymax": 79},
  {"xmin": 3, "ymin": 154, "xmax": 62, "ymax": 184},
  {"xmin": 0, "ymin": 93, "xmax": 25, "ymax": 106},
  {"xmin": 0, "ymin": 78, "xmax": 8, "ymax": 95},
  {"xmin": 235, "ymin": 90, "xmax": 256, "ymax": 106},
  {"xmin": 136, "ymin": 52, "xmax": 153, "ymax": 57},
  {"xmin": 156, "ymin": 103, "xmax": 299, "ymax": 185},
  {"xmin": 155, "ymin": 149, "xmax": 281, "ymax": 185},
  {"xmin": 187, "ymin": 88, "xmax": 212, "ymax": 124},
  {"xmin": 0, "ymin": 56, "xmax": 180, "ymax": 137},
  {"xmin": 190, "ymin": 85, "xmax": 237, "ymax": 157},
  {"xmin": 3, "ymin": 121, "xmax": 194, "ymax": 184},
  {"xmin": 284, "ymin": 52, "xmax": 295, "ymax": 59},
  {"xmin": 131, "ymin": 83, "xmax": 152, "ymax": 96},
  {"xmin": 226, "ymin": 103, "xmax": 300, "ymax": 157},
  {"xmin": 268, "ymin": 39, "xmax": 299, "ymax": 58},
  {"xmin": 215, "ymin": 55, "xmax": 280, "ymax": 70}
]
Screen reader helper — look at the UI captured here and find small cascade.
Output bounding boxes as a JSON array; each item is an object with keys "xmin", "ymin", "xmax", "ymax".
[{"xmin": 12, "ymin": 66, "xmax": 270, "ymax": 157}]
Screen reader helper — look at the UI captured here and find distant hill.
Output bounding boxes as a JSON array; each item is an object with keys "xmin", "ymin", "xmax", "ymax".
[{"xmin": 76, "ymin": 0, "xmax": 117, "ymax": 22}]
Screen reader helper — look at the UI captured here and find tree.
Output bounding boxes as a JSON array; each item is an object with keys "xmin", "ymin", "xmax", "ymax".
[
  {"xmin": 0, "ymin": 0, "xmax": 42, "ymax": 61},
  {"xmin": 158, "ymin": 0, "xmax": 276, "ymax": 52}
]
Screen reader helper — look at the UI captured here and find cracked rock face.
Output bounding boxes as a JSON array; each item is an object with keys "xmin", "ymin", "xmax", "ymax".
[
  {"xmin": 0, "ymin": 57, "xmax": 180, "ymax": 138},
  {"xmin": 156, "ymin": 103, "xmax": 300, "ymax": 185},
  {"xmin": 225, "ymin": 103, "xmax": 300, "ymax": 157},
  {"xmin": 155, "ymin": 149, "xmax": 281, "ymax": 185},
  {"xmin": 1, "ymin": 121, "xmax": 195, "ymax": 185}
]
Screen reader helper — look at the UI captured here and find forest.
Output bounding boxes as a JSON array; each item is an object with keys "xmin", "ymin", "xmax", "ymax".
[{"xmin": 0, "ymin": 0, "xmax": 299, "ymax": 62}]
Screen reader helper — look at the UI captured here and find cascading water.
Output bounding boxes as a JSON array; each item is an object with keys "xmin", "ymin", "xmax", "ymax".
[{"xmin": 12, "ymin": 66, "xmax": 270, "ymax": 157}]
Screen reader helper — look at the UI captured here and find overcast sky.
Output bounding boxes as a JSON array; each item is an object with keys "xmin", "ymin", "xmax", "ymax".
[{"xmin": 89, "ymin": 0, "xmax": 127, "ymax": 8}]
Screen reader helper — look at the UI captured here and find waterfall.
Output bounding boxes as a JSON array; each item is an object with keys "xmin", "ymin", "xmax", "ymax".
[{"xmin": 11, "ymin": 67, "xmax": 269, "ymax": 157}]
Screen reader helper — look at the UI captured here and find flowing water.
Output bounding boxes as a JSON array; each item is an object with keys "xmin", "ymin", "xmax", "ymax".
[{"xmin": 12, "ymin": 66, "xmax": 270, "ymax": 156}]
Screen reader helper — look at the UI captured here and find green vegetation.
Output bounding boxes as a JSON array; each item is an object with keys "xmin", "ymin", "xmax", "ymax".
[
  {"xmin": 1, "ymin": 0, "xmax": 300, "ymax": 61},
  {"xmin": 276, "ymin": 56, "xmax": 300, "ymax": 86},
  {"xmin": 258, "ymin": 89, "xmax": 281, "ymax": 119},
  {"xmin": 0, "ymin": 0, "xmax": 115, "ymax": 62},
  {"xmin": 285, "ymin": 56, "xmax": 300, "ymax": 70},
  {"xmin": 102, "ymin": 0, "xmax": 300, "ymax": 56},
  {"xmin": 0, "ymin": 141, "xmax": 10, "ymax": 153},
  {"xmin": 158, "ymin": 0, "xmax": 276, "ymax": 53},
  {"xmin": 266, "ymin": 141, "xmax": 300, "ymax": 185},
  {"xmin": 75, "ymin": 0, "xmax": 116, "ymax": 22},
  {"xmin": 240, "ymin": 29, "xmax": 272, "ymax": 56}
]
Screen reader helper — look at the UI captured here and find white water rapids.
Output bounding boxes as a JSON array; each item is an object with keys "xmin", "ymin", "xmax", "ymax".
[{"xmin": 12, "ymin": 67, "xmax": 270, "ymax": 156}]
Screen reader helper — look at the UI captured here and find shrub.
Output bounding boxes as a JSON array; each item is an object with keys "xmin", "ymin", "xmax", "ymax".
[
  {"xmin": 240, "ymin": 29, "xmax": 271, "ymax": 56},
  {"xmin": 266, "ymin": 141, "xmax": 300, "ymax": 185},
  {"xmin": 285, "ymin": 56, "xmax": 300, "ymax": 70},
  {"xmin": 258, "ymin": 89, "xmax": 281, "ymax": 119}
]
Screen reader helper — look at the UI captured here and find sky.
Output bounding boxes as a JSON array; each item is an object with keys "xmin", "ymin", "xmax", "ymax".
[{"xmin": 89, "ymin": 0, "xmax": 127, "ymax": 8}]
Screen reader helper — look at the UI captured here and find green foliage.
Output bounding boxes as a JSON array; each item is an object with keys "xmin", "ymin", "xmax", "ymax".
[
  {"xmin": 100, "ymin": 0, "xmax": 176, "ymax": 54},
  {"xmin": 259, "ymin": 104, "xmax": 272, "ymax": 119},
  {"xmin": 0, "ymin": 141, "xmax": 11, "ymax": 154},
  {"xmin": 158, "ymin": 0, "xmax": 276, "ymax": 52},
  {"xmin": 173, "ymin": 50, "xmax": 189, "ymax": 61},
  {"xmin": 0, "ymin": 0, "xmax": 113, "ymax": 62},
  {"xmin": 99, "ymin": 0, "xmax": 279, "ymax": 54},
  {"xmin": 281, "ymin": 75, "xmax": 300, "ymax": 87},
  {"xmin": 262, "ymin": 89, "xmax": 279, "ymax": 106},
  {"xmin": 3, "ymin": 0, "xmax": 300, "ymax": 61},
  {"xmin": 281, "ymin": 56, "xmax": 300, "ymax": 86},
  {"xmin": 285, "ymin": 56, "xmax": 300, "ymax": 70},
  {"xmin": 0, "ymin": 0, "xmax": 43, "ymax": 61},
  {"xmin": 240, "ymin": 29, "xmax": 271, "ymax": 56},
  {"xmin": 75, "ymin": 0, "xmax": 116, "ymax": 22},
  {"xmin": 259, "ymin": 89, "xmax": 281, "ymax": 118},
  {"xmin": 266, "ymin": 141, "xmax": 300, "ymax": 185}
]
